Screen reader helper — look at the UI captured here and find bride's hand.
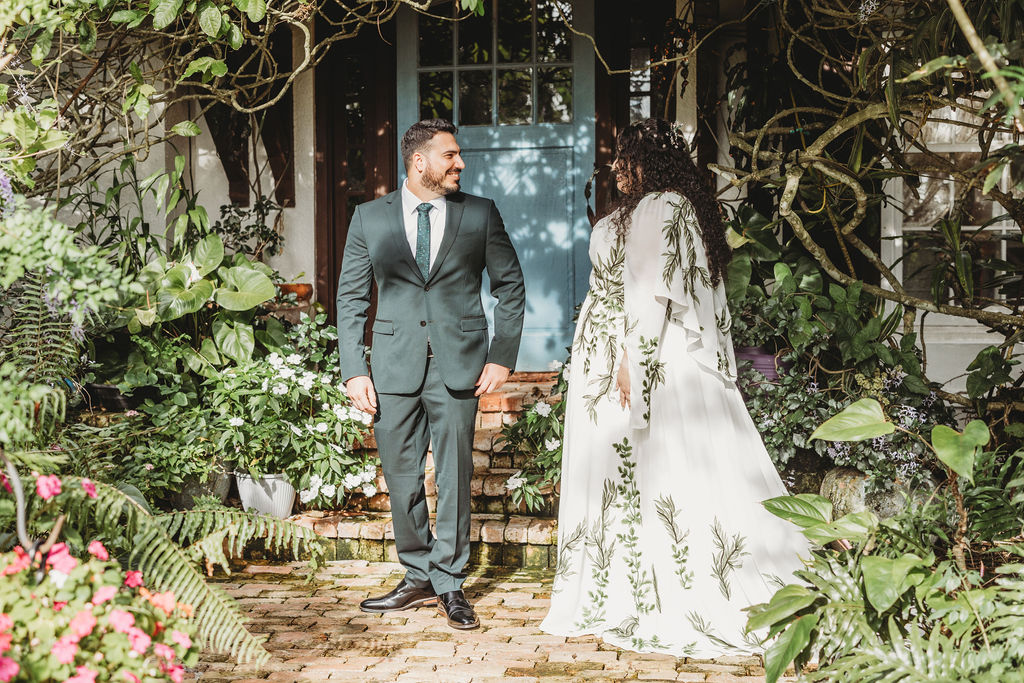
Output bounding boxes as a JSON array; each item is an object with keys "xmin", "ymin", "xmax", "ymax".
[{"xmin": 616, "ymin": 353, "xmax": 630, "ymax": 408}]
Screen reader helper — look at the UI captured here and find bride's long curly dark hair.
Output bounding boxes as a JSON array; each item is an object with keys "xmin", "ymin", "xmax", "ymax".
[{"xmin": 607, "ymin": 118, "xmax": 731, "ymax": 286}]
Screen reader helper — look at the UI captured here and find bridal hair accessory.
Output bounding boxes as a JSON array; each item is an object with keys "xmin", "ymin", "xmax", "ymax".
[{"xmin": 668, "ymin": 121, "xmax": 686, "ymax": 149}]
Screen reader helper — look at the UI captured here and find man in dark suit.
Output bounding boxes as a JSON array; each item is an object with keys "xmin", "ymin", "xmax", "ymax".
[{"xmin": 336, "ymin": 118, "xmax": 526, "ymax": 629}]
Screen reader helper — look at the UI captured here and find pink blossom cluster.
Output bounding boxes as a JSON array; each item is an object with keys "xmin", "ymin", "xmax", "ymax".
[{"xmin": 0, "ymin": 612, "xmax": 16, "ymax": 682}]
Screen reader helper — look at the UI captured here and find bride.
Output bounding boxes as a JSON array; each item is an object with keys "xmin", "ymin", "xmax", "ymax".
[{"xmin": 540, "ymin": 118, "xmax": 808, "ymax": 657}]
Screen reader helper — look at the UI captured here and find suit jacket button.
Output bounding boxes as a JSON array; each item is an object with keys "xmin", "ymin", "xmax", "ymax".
[
  {"xmin": 424, "ymin": 285, "xmax": 430, "ymax": 291},
  {"xmin": 420, "ymin": 320, "xmax": 427, "ymax": 327}
]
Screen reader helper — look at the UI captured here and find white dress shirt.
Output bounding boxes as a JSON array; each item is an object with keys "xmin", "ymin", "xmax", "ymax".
[{"xmin": 400, "ymin": 179, "xmax": 446, "ymax": 273}]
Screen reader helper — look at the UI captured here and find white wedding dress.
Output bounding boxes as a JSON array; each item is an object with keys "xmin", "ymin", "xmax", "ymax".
[{"xmin": 540, "ymin": 192, "xmax": 808, "ymax": 658}]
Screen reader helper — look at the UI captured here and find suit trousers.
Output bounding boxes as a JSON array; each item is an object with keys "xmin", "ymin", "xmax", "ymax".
[{"xmin": 373, "ymin": 356, "xmax": 478, "ymax": 594}]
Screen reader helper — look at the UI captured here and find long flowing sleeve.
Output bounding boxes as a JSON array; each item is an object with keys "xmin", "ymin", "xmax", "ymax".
[{"xmin": 622, "ymin": 192, "xmax": 736, "ymax": 429}]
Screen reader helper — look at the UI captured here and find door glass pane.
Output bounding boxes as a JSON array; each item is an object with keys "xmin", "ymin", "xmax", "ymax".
[
  {"xmin": 536, "ymin": 0, "xmax": 572, "ymax": 62},
  {"xmin": 498, "ymin": 69, "xmax": 532, "ymax": 125},
  {"xmin": 458, "ymin": 10, "xmax": 492, "ymax": 64},
  {"xmin": 419, "ymin": 71, "xmax": 454, "ymax": 121},
  {"xmin": 538, "ymin": 67, "xmax": 572, "ymax": 122},
  {"xmin": 498, "ymin": 0, "xmax": 532, "ymax": 63},
  {"xmin": 419, "ymin": 10, "xmax": 453, "ymax": 67},
  {"xmin": 459, "ymin": 70, "xmax": 493, "ymax": 125},
  {"xmin": 347, "ymin": 147, "xmax": 366, "ymax": 194},
  {"xmin": 346, "ymin": 102, "xmax": 364, "ymax": 146}
]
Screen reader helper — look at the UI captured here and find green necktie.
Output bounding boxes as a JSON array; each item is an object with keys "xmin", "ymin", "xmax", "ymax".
[{"xmin": 415, "ymin": 202, "xmax": 432, "ymax": 280}]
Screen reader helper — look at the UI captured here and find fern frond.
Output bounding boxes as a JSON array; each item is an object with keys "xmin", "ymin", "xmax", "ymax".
[{"xmin": 0, "ymin": 273, "xmax": 80, "ymax": 388}]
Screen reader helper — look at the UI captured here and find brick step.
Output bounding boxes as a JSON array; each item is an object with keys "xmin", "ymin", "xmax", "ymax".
[{"xmin": 290, "ymin": 512, "xmax": 560, "ymax": 569}]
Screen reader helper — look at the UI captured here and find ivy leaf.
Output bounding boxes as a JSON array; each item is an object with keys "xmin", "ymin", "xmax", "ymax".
[
  {"xmin": 245, "ymin": 0, "xmax": 267, "ymax": 22},
  {"xmin": 153, "ymin": 0, "xmax": 185, "ymax": 30},
  {"xmin": 198, "ymin": 0, "xmax": 223, "ymax": 37},
  {"xmin": 764, "ymin": 613, "xmax": 818, "ymax": 683},
  {"xmin": 809, "ymin": 398, "xmax": 895, "ymax": 442},
  {"xmin": 170, "ymin": 121, "xmax": 202, "ymax": 137}
]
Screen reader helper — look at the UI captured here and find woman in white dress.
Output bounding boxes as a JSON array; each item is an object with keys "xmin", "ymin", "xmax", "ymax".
[{"xmin": 540, "ymin": 118, "xmax": 808, "ymax": 658}]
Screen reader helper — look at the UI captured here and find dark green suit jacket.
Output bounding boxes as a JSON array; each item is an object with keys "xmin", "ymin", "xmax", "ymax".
[{"xmin": 336, "ymin": 190, "xmax": 526, "ymax": 394}]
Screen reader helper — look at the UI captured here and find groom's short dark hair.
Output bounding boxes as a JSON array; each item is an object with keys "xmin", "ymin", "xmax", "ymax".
[{"xmin": 401, "ymin": 119, "xmax": 458, "ymax": 170}]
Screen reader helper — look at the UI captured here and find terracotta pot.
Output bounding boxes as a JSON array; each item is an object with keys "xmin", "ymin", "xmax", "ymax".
[{"xmin": 277, "ymin": 283, "xmax": 313, "ymax": 302}]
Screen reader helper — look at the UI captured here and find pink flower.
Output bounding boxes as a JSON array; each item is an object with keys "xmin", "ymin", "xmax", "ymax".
[
  {"xmin": 124, "ymin": 410, "xmax": 139, "ymax": 417},
  {"xmin": 0, "ymin": 633, "xmax": 11, "ymax": 653},
  {"xmin": 171, "ymin": 630, "xmax": 192, "ymax": 650},
  {"xmin": 51, "ymin": 636, "xmax": 78, "ymax": 664},
  {"xmin": 147, "ymin": 590, "xmax": 176, "ymax": 615},
  {"xmin": 126, "ymin": 626, "xmax": 151, "ymax": 654},
  {"xmin": 0, "ymin": 474, "xmax": 10, "ymax": 494},
  {"xmin": 123, "ymin": 570, "xmax": 143, "ymax": 588},
  {"xmin": 92, "ymin": 585, "xmax": 117, "ymax": 605},
  {"xmin": 153, "ymin": 642, "xmax": 175, "ymax": 662},
  {"xmin": 87, "ymin": 541, "xmax": 108, "ymax": 561},
  {"xmin": 54, "ymin": 601, "xmax": 68, "ymax": 612},
  {"xmin": 123, "ymin": 673, "xmax": 141, "ymax": 683},
  {"xmin": 107, "ymin": 610, "xmax": 134, "ymax": 634},
  {"xmin": 166, "ymin": 664, "xmax": 185, "ymax": 683},
  {"xmin": 81, "ymin": 479, "xmax": 97, "ymax": 498},
  {"xmin": 45, "ymin": 543, "xmax": 78, "ymax": 574},
  {"xmin": 0, "ymin": 656, "xmax": 18, "ymax": 682},
  {"xmin": 0, "ymin": 614, "xmax": 11, "ymax": 632},
  {"xmin": 66, "ymin": 665, "xmax": 98, "ymax": 683},
  {"xmin": 68, "ymin": 610, "xmax": 97, "ymax": 641},
  {"xmin": 35, "ymin": 474, "xmax": 61, "ymax": 500},
  {"xmin": 2, "ymin": 547, "xmax": 29, "ymax": 576}
]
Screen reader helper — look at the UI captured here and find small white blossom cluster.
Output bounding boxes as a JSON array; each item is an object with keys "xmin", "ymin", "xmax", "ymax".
[
  {"xmin": 342, "ymin": 464, "xmax": 380, "ymax": 498},
  {"xmin": 533, "ymin": 402, "xmax": 552, "ymax": 418},
  {"xmin": 544, "ymin": 437, "xmax": 561, "ymax": 452},
  {"xmin": 299, "ymin": 473, "xmax": 338, "ymax": 504},
  {"xmin": 505, "ymin": 470, "xmax": 527, "ymax": 491},
  {"xmin": 263, "ymin": 352, "xmax": 332, "ymax": 394},
  {"xmin": 325, "ymin": 402, "xmax": 373, "ymax": 426}
]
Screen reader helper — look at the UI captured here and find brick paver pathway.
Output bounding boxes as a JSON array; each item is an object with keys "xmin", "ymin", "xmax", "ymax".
[{"xmin": 196, "ymin": 561, "xmax": 789, "ymax": 682}]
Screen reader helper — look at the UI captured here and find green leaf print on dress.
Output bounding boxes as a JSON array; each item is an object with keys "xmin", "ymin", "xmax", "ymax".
[
  {"xmin": 552, "ymin": 521, "xmax": 587, "ymax": 594},
  {"xmin": 614, "ymin": 438, "xmax": 655, "ymax": 615},
  {"xmin": 638, "ymin": 336, "xmax": 666, "ymax": 423},
  {"xmin": 575, "ymin": 480, "xmax": 618, "ymax": 629},
  {"xmin": 710, "ymin": 518, "xmax": 749, "ymax": 600},
  {"xmin": 655, "ymin": 495, "xmax": 694, "ymax": 589},
  {"xmin": 576, "ymin": 235, "xmax": 626, "ymax": 420}
]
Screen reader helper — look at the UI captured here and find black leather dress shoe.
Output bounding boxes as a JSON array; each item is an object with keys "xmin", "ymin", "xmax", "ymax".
[
  {"xmin": 436, "ymin": 590, "xmax": 480, "ymax": 630},
  {"xmin": 359, "ymin": 579, "xmax": 437, "ymax": 613}
]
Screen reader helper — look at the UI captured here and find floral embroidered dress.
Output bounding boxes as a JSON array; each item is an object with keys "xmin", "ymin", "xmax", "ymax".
[{"xmin": 540, "ymin": 192, "xmax": 808, "ymax": 657}]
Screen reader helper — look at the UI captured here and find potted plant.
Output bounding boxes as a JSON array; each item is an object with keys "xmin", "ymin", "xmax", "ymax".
[{"xmin": 205, "ymin": 314, "xmax": 374, "ymax": 517}]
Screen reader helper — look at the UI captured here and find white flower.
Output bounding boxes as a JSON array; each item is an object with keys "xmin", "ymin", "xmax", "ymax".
[
  {"xmin": 544, "ymin": 437, "xmax": 561, "ymax": 451},
  {"xmin": 267, "ymin": 352, "xmax": 283, "ymax": 368},
  {"xmin": 309, "ymin": 474, "xmax": 324, "ymax": 490},
  {"xmin": 228, "ymin": 417, "xmax": 244, "ymax": 427},
  {"xmin": 361, "ymin": 484, "xmax": 377, "ymax": 498},
  {"xmin": 286, "ymin": 353, "xmax": 302, "ymax": 365},
  {"xmin": 339, "ymin": 383, "xmax": 349, "ymax": 395},
  {"xmin": 358, "ymin": 411, "xmax": 373, "ymax": 425},
  {"xmin": 505, "ymin": 471, "xmax": 526, "ymax": 491},
  {"xmin": 144, "ymin": 463, "xmax": 154, "ymax": 471},
  {"xmin": 273, "ymin": 383, "xmax": 288, "ymax": 395},
  {"xmin": 278, "ymin": 366, "xmax": 296, "ymax": 380},
  {"xmin": 322, "ymin": 403, "xmax": 332, "ymax": 411},
  {"xmin": 261, "ymin": 378, "xmax": 269, "ymax": 391},
  {"xmin": 299, "ymin": 488, "xmax": 317, "ymax": 504},
  {"xmin": 342, "ymin": 473, "xmax": 361, "ymax": 488},
  {"xmin": 360, "ymin": 467, "xmax": 377, "ymax": 484},
  {"xmin": 533, "ymin": 402, "xmax": 552, "ymax": 417},
  {"xmin": 333, "ymin": 406, "xmax": 347, "ymax": 420},
  {"xmin": 183, "ymin": 260, "xmax": 201, "ymax": 286},
  {"xmin": 289, "ymin": 423, "xmax": 303, "ymax": 436},
  {"xmin": 329, "ymin": 443, "xmax": 346, "ymax": 454},
  {"xmin": 315, "ymin": 422, "xmax": 328, "ymax": 433},
  {"xmin": 49, "ymin": 570, "xmax": 70, "ymax": 588},
  {"xmin": 547, "ymin": 360, "xmax": 563, "ymax": 370},
  {"xmin": 320, "ymin": 484, "xmax": 337, "ymax": 498}
]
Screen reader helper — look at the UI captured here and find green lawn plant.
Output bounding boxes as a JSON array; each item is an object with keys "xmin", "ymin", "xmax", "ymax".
[{"xmin": 748, "ymin": 399, "xmax": 1024, "ymax": 682}]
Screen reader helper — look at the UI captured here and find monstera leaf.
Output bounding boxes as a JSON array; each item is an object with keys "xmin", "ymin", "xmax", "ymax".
[
  {"xmin": 213, "ymin": 266, "xmax": 276, "ymax": 311},
  {"xmin": 156, "ymin": 264, "xmax": 213, "ymax": 320}
]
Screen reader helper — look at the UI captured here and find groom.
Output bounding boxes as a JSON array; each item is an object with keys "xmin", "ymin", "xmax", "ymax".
[{"xmin": 336, "ymin": 118, "xmax": 525, "ymax": 629}]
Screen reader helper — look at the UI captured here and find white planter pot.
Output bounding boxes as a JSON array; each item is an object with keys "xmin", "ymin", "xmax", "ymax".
[{"xmin": 235, "ymin": 472, "xmax": 296, "ymax": 519}]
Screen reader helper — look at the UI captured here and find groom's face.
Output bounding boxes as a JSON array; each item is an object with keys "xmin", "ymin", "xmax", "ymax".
[{"xmin": 419, "ymin": 132, "xmax": 465, "ymax": 196}]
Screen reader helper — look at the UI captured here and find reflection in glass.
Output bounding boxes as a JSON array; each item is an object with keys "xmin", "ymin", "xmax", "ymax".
[
  {"xmin": 347, "ymin": 147, "xmax": 366, "ymax": 194},
  {"xmin": 1002, "ymin": 238, "xmax": 1024, "ymax": 304},
  {"xmin": 538, "ymin": 67, "xmax": 572, "ymax": 122},
  {"xmin": 630, "ymin": 47, "xmax": 651, "ymax": 91},
  {"xmin": 536, "ymin": 0, "xmax": 572, "ymax": 62},
  {"xmin": 345, "ymin": 102, "xmax": 364, "ymax": 146},
  {"xmin": 459, "ymin": 70, "xmax": 493, "ymax": 126},
  {"xmin": 902, "ymin": 235, "xmax": 942, "ymax": 301},
  {"xmin": 458, "ymin": 10, "xmax": 492, "ymax": 65},
  {"xmin": 419, "ymin": 71, "xmax": 454, "ymax": 121},
  {"xmin": 498, "ymin": 0, "xmax": 532, "ymax": 63},
  {"xmin": 629, "ymin": 96, "xmax": 650, "ymax": 124},
  {"xmin": 498, "ymin": 69, "xmax": 532, "ymax": 124},
  {"xmin": 418, "ymin": 9, "xmax": 453, "ymax": 67}
]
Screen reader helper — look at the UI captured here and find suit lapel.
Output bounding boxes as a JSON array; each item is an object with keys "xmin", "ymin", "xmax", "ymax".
[
  {"xmin": 428, "ymin": 192, "xmax": 464, "ymax": 281},
  {"xmin": 384, "ymin": 191, "xmax": 424, "ymax": 282}
]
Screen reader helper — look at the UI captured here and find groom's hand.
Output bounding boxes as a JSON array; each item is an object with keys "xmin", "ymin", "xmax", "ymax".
[
  {"xmin": 346, "ymin": 375, "xmax": 378, "ymax": 415},
  {"xmin": 475, "ymin": 363, "xmax": 511, "ymax": 396}
]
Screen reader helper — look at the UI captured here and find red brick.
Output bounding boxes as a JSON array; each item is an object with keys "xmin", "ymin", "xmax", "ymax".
[
  {"xmin": 478, "ymin": 392, "xmax": 503, "ymax": 411},
  {"xmin": 501, "ymin": 392, "xmax": 526, "ymax": 412},
  {"xmin": 477, "ymin": 412, "xmax": 503, "ymax": 429}
]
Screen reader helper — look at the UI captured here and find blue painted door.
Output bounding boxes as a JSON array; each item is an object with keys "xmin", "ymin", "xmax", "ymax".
[{"xmin": 397, "ymin": 0, "xmax": 595, "ymax": 371}]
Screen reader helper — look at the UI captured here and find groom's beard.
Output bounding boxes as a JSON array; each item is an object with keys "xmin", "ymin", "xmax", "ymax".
[{"xmin": 422, "ymin": 164, "xmax": 460, "ymax": 196}]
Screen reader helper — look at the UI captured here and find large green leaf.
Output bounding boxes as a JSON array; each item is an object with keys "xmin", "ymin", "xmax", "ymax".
[
  {"xmin": 765, "ymin": 613, "xmax": 818, "ymax": 683},
  {"xmin": 191, "ymin": 234, "xmax": 224, "ymax": 277},
  {"xmin": 152, "ymin": 0, "xmax": 184, "ymax": 30},
  {"xmin": 746, "ymin": 584, "xmax": 818, "ymax": 632},
  {"xmin": 213, "ymin": 319, "xmax": 255, "ymax": 364},
  {"xmin": 801, "ymin": 510, "xmax": 879, "ymax": 546},
  {"xmin": 213, "ymin": 266, "xmax": 276, "ymax": 311},
  {"xmin": 862, "ymin": 554, "xmax": 926, "ymax": 612},
  {"xmin": 156, "ymin": 264, "xmax": 213, "ymax": 320},
  {"xmin": 763, "ymin": 494, "xmax": 833, "ymax": 528},
  {"xmin": 809, "ymin": 398, "xmax": 895, "ymax": 442},
  {"xmin": 197, "ymin": 0, "xmax": 222, "ymax": 36},
  {"xmin": 726, "ymin": 251, "xmax": 752, "ymax": 302},
  {"xmin": 931, "ymin": 421, "xmax": 990, "ymax": 483}
]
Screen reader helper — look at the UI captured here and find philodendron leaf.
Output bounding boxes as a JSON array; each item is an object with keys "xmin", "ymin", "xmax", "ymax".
[
  {"xmin": 135, "ymin": 307, "xmax": 157, "ymax": 327},
  {"xmin": 213, "ymin": 319, "xmax": 255, "ymax": 364},
  {"xmin": 931, "ymin": 420, "xmax": 990, "ymax": 483},
  {"xmin": 746, "ymin": 584, "xmax": 818, "ymax": 633},
  {"xmin": 213, "ymin": 266, "xmax": 276, "ymax": 311},
  {"xmin": 191, "ymin": 233, "xmax": 224, "ymax": 277},
  {"xmin": 764, "ymin": 613, "xmax": 818, "ymax": 683},
  {"xmin": 801, "ymin": 510, "xmax": 878, "ymax": 546},
  {"xmin": 156, "ymin": 264, "xmax": 213, "ymax": 320},
  {"xmin": 809, "ymin": 398, "xmax": 895, "ymax": 442},
  {"xmin": 763, "ymin": 494, "xmax": 833, "ymax": 528},
  {"xmin": 862, "ymin": 554, "xmax": 927, "ymax": 613}
]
